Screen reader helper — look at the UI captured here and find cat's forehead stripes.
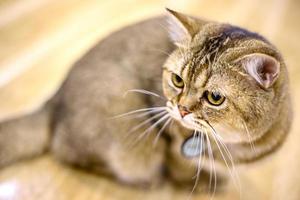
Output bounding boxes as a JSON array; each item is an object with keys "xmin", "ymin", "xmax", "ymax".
[
  {"xmin": 180, "ymin": 25, "xmax": 269, "ymax": 83},
  {"xmin": 179, "ymin": 36, "xmax": 224, "ymax": 88},
  {"xmin": 179, "ymin": 53, "xmax": 210, "ymax": 90},
  {"xmin": 195, "ymin": 24, "xmax": 269, "ymax": 60},
  {"xmin": 175, "ymin": 24, "xmax": 272, "ymax": 92}
]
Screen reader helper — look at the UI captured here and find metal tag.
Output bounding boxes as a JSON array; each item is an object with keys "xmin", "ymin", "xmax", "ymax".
[{"xmin": 181, "ymin": 134, "xmax": 205, "ymax": 158}]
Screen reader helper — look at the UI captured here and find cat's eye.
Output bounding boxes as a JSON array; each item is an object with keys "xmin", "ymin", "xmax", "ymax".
[
  {"xmin": 171, "ymin": 73, "xmax": 184, "ymax": 88},
  {"xmin": 205, "ymin": 91, "xmax": 225, "ymax": 106}
]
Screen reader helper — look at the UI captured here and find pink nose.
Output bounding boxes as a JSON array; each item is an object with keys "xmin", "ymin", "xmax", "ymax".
[{"xmin": 178, "ymin": 105, "xmax": 191, "ymax": 118}]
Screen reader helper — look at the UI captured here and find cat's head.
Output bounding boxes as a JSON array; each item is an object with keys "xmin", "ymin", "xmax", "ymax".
[{"xmin": 162, "ymin": 9, "xmax": 288, "ymax": 160}]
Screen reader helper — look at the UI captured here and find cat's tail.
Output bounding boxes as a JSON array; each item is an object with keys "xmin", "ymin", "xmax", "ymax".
[{"xmin": 0, "ymin": 101, "xmax": 54, "ymax": 168}]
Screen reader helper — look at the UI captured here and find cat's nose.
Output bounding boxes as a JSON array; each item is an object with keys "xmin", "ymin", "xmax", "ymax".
[{"xmin": 178, "ymin": 105, "xmax": 191, "ymax": 118}]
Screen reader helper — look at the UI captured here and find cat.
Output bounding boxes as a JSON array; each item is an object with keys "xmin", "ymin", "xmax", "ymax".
[{"xmin": 0, "ymin": 8, "xmax": 292, "ymax": 192}]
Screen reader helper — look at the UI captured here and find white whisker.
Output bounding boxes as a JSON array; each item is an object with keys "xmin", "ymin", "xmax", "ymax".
[
  {"xmin": 191, "ymin": 130, "xmax": 197, "ymax": 143},
  {"xmin": 146, "ymin": 47, "xmax": 172, "ymax": 57},
  {"xmin": 205, "ymin": 130, "xmax": 217, "ymax": 199},
  {"xmin": 189, "ymin": 131, "xmax": 204, "ymax": 198},
  {"xmin": 153, "ymin": 118, "xmax": 172, "ymax": 146},
  {"xmin": 109, "ymin": 107, "xmax": 166, "ymax": 119},
  {"xmin": 128, "ymin": 111, "xmax": 167, "ymax": 133},
  {"xmin": 191, "ymin": 130, "xmax": 197, "ymax": 156},
  {"xmin": 208, "ymin": 126, "xmax": 241, "ymax": 195},
  {"xmin": 204, "ymin": 129, "xmax": 213, "ymax": 189},
  {"xmin": 242, "ymin": 120, "xmax": 257, "ymax": 155},
  {"xmin": 194, "ymin": 131, "xmax": 200, "ymax": 160},
  {"xmin": 121, "ymin": 108, "xmax": 167, "ymax": 120},
  {"xmin": 136, "ymin": 113, "xmax": 170, "ymax": 142},
  {"xmin": 123, "ymin": 89, "xmax": 164, "ymax": 99}
]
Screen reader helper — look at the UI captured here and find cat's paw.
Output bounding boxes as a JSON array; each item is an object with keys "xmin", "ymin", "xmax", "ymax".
[
  {"xmin": 109, "ymin": 155, "xmax": 165, "ymax": 189},
  {"xmin": 167, "ymin": 165, "xmax": 228, "ymax": 193},
  {"xmin": 115, "ymin": 167, "xmax": 164, "ymax": 189}
]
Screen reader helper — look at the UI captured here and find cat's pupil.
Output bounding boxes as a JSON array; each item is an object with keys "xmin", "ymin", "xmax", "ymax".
[
  {"xmin": 205, "ymin": 91, "xmax": 225, "ymax": 106},
  {"xmin": 175, "ymin": 75, "xmax": 182, "ymax": 83},
  {"xmin": 171, "ymin": 73, "xmax": 184, "ymax": 88},
  {"xmin": 212, "ymin": 92, "xmax": 221, "ymax": 101}
]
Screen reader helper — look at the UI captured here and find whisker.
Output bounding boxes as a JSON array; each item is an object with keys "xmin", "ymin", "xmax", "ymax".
[
  {"xmin": 210, "ymin": 130, "xmax": 234, "ymax": 175},
  {"xmin": 241, "ymin": 120, "xmax": 257, "ymax": 155},
  {"xmin": 185, "ymin": 130, "xmax": 198, "ymax": 169},
  {"xmin": 146, "ymin": 47, "xmax": 172, "ymax": 57},
  {"xmin": 135, "ymin": 113, "xmax": 170, "ymax": 143},
  {"xmin": 194, "ymin": 131, "xmax": 201, "ymax": 160},
  {"xmin": 205, "ymin": 123, "xmax": 233, "ymax": 166},
  {"xmin": 208, "ymin": 126, "xmax": 241, "ymax": 195},
  {"xmin": 205, "ymin": 129, "xmax": 217, "ymax": 199},
  {"xmin": 128, "ymin": 111, "xmax": 168, "ymax": 134},
  {"xmin": 109, "ymin": 107, "xmax": 166, "ymax": 119},
  {"xmin": 204, "ymin": 129, "xmax": 213, "ymax": 189},
  {"xmin": 123, "ymin": 89, "xmax": 164, "ymax": 99},
  {"xmin": 126, "ymin": 108, "xmax": 166, "ymax": 119},
  {"xmin": 213, "ymin": 133, "xmax": 236, "ymax": 171},
  {"xmin": 153, "ymin": 118, "xmax": 172, "ymax": 146},
  {"xmin": 191, "ymin": 130, "xmax": 197, "ymax": 156},
  {"xmin": 189, "ymin": 131, "xmax": 204, "ymax": 198}
]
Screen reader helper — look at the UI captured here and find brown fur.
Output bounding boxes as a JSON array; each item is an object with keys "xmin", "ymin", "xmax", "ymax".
[{"xmin": 0, "ymin": 9, "xmax": 292, "ymax": 193}]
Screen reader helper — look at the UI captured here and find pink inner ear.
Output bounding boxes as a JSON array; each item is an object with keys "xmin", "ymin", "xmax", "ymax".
[
  {"xmin": 243, "ymin": 54, "xmax": 280, "ymax": 89},
  {"xmin": 261, "ymin": 58, "xmax": 279, "ymax": 79}
]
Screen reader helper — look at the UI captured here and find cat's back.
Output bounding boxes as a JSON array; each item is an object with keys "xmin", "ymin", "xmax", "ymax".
[
  {"xmin": 55, "ymin": 16, "xmax": 173, "ymax": 116},
  {"xmin": 50, "ymin": 16, "xmax": 173, "ymax": 166},
  {"xmin": 63, "ymin": 16, "xmax": 172, "ymax": 83}
]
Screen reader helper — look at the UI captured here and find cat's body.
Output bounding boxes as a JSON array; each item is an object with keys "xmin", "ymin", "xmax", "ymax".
[
  {"xmin": 0, "ymin": 10, "xmax": 292, "ymax": 194},
  {"xmin": 51, "ymin": 16, "xmax": 173, "ymax": 184}
]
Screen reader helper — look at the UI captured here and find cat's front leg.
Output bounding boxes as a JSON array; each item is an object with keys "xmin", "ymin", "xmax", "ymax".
[{"xmin": 106, "ymin": 132, "xmax": 166, "ymax": 187}]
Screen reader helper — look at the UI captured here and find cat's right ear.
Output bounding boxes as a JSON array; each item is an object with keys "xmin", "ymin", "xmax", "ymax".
[
  {"xmin": 238, "ymin": 53, "xmax": 280, "ymax": 89},
  {"xmin": 166, "ymin": 8, "xmax": 206, "ymax": 46}
]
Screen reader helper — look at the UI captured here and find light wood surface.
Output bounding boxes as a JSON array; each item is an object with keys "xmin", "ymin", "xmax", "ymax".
[
  {"xmin": 0, "ymin": 0, "xmax": 299, "ymax": 199},
  {"xmin": 0, "ymin": 155, "xmax": 257, "ymax": 200}
]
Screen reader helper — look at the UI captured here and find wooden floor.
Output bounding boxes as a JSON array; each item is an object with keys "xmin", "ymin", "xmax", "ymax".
[
  {"xmin": 0, "ymin": 155, "xmax": 254, "ymax": 200},
  {"xmin": 0, "ymin": 0, "xmax": 299, "ymax": 199}
]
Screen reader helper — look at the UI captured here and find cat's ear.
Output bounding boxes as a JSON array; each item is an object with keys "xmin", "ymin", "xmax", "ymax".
[
  {"xmin": 240, "ymin": 53, "xmax": 280, "ymax": 89},
  {"xmin": 166, "ymin": 8, "xmax": 206, "ymax": 46}
]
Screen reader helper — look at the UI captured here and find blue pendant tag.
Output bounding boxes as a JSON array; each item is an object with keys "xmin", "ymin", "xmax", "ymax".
[{"xmin": 182, "ymin": 134, "xmax": 205, "ymax": 158}]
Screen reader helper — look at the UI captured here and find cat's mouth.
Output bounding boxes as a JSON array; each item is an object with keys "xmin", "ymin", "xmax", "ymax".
[{"xmin": 166, "ymin": 101, "xmax": 206, "ymax": 132}]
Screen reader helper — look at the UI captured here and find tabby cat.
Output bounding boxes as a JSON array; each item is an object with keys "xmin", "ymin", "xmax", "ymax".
[{"xmin": 0, "ymin": 9, "xmax": 292, "ymax": 192}]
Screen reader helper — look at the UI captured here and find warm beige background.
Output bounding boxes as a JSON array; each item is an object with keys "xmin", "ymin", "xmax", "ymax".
[{"xmin": 0, "ymin": 0, "xmax": 299, "ymax": 199}]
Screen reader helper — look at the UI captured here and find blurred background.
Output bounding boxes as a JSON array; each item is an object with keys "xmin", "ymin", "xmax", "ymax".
[{"xmin": 0, "ymin": 0, "xmax": 299, "ymax": 199}]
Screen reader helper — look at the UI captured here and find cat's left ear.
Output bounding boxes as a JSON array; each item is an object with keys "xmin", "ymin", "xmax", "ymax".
[
  {"xmin": 239, "ymin": 53, "xmax": 280, "ymax": 89},
  {"xmin": 166, "ymin": 8, "xmax": 206, "ymax": 46}
]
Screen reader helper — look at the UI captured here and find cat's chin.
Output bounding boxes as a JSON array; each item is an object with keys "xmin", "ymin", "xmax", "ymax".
[{"xmin": 178, "ymin": 118, "xmax": 198, "ymax": 131}]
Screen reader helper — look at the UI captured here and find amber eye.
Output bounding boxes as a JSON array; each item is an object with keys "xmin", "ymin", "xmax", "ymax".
[
  {"xmin": 171, "ymin": 73, "xmax": 184, "ymax": 88},
  {"xmin": 205, "ymin": 91, "xmax": 225, "ymax": 106}
]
